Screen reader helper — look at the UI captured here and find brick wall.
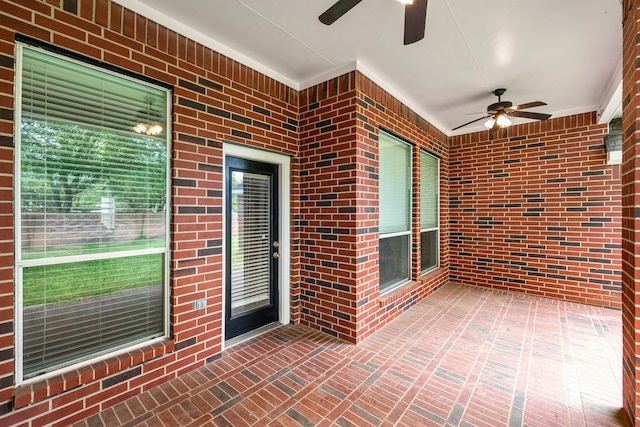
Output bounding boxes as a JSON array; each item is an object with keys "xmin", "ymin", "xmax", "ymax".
[
  {"xmin": 449, "ymin": 113, "xmax": 622, "ymax": 308},
  {"xmin": 0, "ymin": 0, "xmax": 632, "ymax": 425},
  {"xmin": 621, "ymin": 0, "xmax": 640, "ymax": 423},
  {"xmin": 0, "ymin": 0, "xmax": 298, "ymax": 425},
  {"xmin": 297, "ymin": 72, "xmax": 361, "ymax": 341},
  {"xmin": 297, "ymin": 71, "xmax": 450, "ymax": 343}
]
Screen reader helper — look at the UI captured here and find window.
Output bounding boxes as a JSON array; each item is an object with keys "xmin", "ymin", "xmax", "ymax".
[
  {"xmin": 379, "ymin": 131, "xmax": 411, "ymax": 292},
  {"xmin": 16, "ymin": 45, "xmax": 170, "ymax": 381},
  {"xmin": 420, "ymin": 150, "xmax": 439, "ymax": 272}
]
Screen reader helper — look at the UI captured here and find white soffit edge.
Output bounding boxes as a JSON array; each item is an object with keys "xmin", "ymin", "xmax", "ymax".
[
  {"xmin": 598, "ymin": 59, "xmax": 623, "ymax": 125},
  {"xmin": 113, "ymin": 0, "xmax": 299, "ymax": 89},
  {"xmin": 113, "ymin": 0, "xmax": 449, "ymax": 135}
]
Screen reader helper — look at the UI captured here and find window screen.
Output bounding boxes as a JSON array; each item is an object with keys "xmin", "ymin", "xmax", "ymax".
[{"xmin": 16, "ymin": 45, "xmax": 170, "ymax": 380}]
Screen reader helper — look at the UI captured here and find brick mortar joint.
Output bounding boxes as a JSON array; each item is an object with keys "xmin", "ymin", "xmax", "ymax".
[
  {"xmin": 377, "ymin": 268, "xmax": 447, "ymax": 307},
  {"xmin": 13, "ymin": 339, "xmax": 174, "ymax": 409}
]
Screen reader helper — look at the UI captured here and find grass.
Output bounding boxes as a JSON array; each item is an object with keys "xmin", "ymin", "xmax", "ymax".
[{"xmin": 23, "ymin": 240, "xmax": 164, "ymax": 306}]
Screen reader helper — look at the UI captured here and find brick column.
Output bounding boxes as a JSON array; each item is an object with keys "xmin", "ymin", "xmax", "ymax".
[
  {"xmin": 297, "ymin": 73, "xmax": 361, "ymax": 342},
  {"xmin": 622, "ymin": 0, "xmax": 640, "ymax": 422}
]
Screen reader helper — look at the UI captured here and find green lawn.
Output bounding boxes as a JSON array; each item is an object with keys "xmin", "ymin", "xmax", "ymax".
[{"xmin": 23, "ymin": 245, "xmax": 164, "ymax": 306}]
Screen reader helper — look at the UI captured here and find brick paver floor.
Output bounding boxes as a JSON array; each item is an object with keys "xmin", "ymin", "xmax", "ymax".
[{"xmin": 76, "ymin": 283, "xmax": 628, "ymax": 426}]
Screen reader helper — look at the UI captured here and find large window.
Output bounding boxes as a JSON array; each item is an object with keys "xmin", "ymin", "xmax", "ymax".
[
  {"xmin": 420, "ymin": 150, "xmax": 439, "ymax": 272},
  {"xmin": 16, "ymin": 45, "xmax": 170, "ymax": 381},
  {"xmin": 379, "ymin": 131, "xmax": 411, "ymax": 292}
]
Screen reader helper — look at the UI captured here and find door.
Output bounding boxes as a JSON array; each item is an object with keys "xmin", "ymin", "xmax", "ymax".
[{"xmin": 225, "ymin": 156, "xmax": 279, "ymax": 340}]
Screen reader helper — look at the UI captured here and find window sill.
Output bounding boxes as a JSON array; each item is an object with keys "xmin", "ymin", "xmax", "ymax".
[
  {"xmin": 419, "ymin": 265, "xmax": 439, "ymax": 278},
  {"xmin": 378, "ymin": 267, "xmax": 445, "ymax": 306},
  {"xmin": 379, "ymin": 280, "xmax": 418, "ymax": 306},
  {"xmin": 14, "ymin": 339, "xmax": 174, "ymax": 409}
]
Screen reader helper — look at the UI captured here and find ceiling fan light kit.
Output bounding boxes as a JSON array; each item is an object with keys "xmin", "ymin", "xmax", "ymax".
[
  {"xmin": 484, "ymin": 113, "xmax": 511, "ymax": 129},
  {"xmin": 497, "ymin": 114, "xmax": 512, "ymax": 127}
]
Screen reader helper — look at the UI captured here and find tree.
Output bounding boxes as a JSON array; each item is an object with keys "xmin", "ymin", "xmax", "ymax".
[
  {"xmin": 21, "ymin": 119, "xmax": 166, "ymax": 213},
  {"xmin": 104, "ymin": 134, "xmax": 166, "ymax": 212},
  {"xmin": 21, "ymin": 120, "xmax": 106, "ymax": 212}
]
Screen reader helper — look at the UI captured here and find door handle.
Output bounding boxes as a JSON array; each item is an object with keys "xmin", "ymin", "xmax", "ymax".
[{"xmin": 273, "ymin": 252, "xmax": 280, "ymax": 259}]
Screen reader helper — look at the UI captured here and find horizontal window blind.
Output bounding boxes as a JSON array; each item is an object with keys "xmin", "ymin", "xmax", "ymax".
[
  {"xmin": 18, "ymin": 45, "xmax": 169, "ymax": 379},
  {"xmin": 20, "ymin": 125, "xmax": 167, "ymax": 258},
  {"xmin": 21, "ymin": 48, "xmax": 166, "ymax": 136},
  {"xmin": 22, "ymin": 255, "xmax": 164, "ymax": 376},
  {"xmin": 230, "ymin": 172, "xmax": 271, "ymax": 316},
  {"xmin": 420, "ymin": 151, "xmax": 438, "ymax": 230},
  {"xmin": 379, "ymin": 131, "xmax": 411, "ymax": 235},
  {"xmin": 379, "ymin": 131, "xmax": 411, "ymax": 291},
  {"xmin": 420, "ymin": 150, "xmax": 439, "ymax": 272}
]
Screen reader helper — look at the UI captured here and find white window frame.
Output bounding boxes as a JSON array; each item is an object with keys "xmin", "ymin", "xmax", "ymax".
[
  {"xmin": 14, "ymin": 43, "xmax": 171, "ymax": 384},
  {"xmin": 378, "ymin": 130, "xmax": 412, "ymax": 293}
]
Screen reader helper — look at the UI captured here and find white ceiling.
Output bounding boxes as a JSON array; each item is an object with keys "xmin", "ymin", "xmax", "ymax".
[{"xmin": 117, "ymin": 0, "xmax": 623, "ymax": 136}]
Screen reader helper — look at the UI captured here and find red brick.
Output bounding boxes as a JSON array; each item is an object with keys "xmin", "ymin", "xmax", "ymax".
[
  {"xmin": 449, "ymin": 113, "xmax": 620, "ymax": 309},
  {"xmin": 0, "ymin": 1, "xmax": 631, "ymax": 425},
  {"xmin": 94, "ymin": 0, "xmax": 109, "ymax": 28}
]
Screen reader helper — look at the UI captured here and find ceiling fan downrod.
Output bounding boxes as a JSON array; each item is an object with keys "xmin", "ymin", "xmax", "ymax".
[{"xmin": 493, "ymin": 88, "xmax": 507, "ymax": 101}]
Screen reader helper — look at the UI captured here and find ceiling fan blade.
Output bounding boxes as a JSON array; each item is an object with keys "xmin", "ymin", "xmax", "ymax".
[
  {"xmin": 511, "ymin": 101, "xmax": 547, "ymax": 111},
  {"xmin": 404, "ymin": 0, "xmax": 428, "ymax": 45},
  {"xmin": 489, "ymin": 120, "xmax": 501, "ymax": 134},
  {"xmin": 509, "ymin": 110, "xmax": 552, "ymax": 121},
  {"xmin": 319, "ymin": 0, "xmax": 363, "ymax": 25},
  {"xmin": 451, "ymin": 115, "xmax": 490, "ymax": 131}
]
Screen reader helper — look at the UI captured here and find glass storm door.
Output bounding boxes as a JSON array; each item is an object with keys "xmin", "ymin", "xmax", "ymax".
[{"xmin": 225, "ymin": 156, "xmax": 279, "ymax": 340}]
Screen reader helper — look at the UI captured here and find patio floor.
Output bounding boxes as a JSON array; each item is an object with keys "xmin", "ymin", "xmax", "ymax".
[{"xmin": 75, "ymin": 282, "xmax": 628, "ymax": 426}]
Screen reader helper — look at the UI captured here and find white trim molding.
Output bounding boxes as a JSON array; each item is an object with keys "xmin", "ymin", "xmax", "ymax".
[{"xmin": 222, "ymin": 144, "xmax": 291, "ymax": 349}]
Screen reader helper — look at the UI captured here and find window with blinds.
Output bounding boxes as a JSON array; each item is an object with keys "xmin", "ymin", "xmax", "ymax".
[
  {"xmin": 420, "ymin": 150, "xmax": 439, "ymax": 272},
  {"xmin": 16, "ymin": 45, "xmax": 170, "ymax": 381},
  {"xmin": 230, "ymin": 171, "xmax": 272, "ymax": 316},
  {"xmin": 379, "ymin": 131, "xmax": 411, "ymax": 292}
]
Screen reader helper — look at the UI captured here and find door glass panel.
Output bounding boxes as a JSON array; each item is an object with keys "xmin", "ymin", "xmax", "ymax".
[{"xmin": 230, "ymin": 170, "xmax": 271, "ymax": 316}]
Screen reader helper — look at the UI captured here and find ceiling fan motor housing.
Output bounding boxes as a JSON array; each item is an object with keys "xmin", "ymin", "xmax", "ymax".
[{"xmin": 487, "ymin": 101, "xmax": 513, "ymax": 114}]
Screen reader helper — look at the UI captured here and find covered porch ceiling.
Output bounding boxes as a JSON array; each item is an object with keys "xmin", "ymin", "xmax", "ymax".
[{"xmin": 118, "ymin": 0, "xmax": 623, "ymax": 136}]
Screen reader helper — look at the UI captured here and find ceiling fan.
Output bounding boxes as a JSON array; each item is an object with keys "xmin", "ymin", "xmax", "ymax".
[
  {"xmin": 452, "ymin": 88, "xmax": 552, "ymax": 133},
  {"xmin": 319, "ymin": 0, "xmax": 428, "ymax": 45}
]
